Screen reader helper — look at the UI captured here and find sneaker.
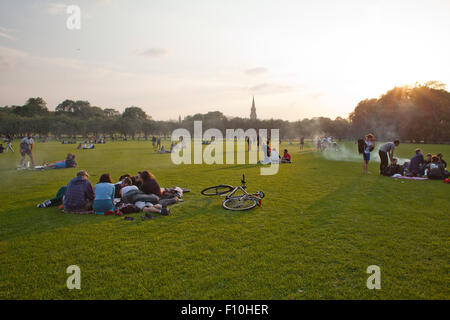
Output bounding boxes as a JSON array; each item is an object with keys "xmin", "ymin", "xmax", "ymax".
[
  {"xmin": 124, "ymin": 216, "xmax": 134, "ymax": 221},
  {"xmin": 37, "ymin": 200, "xmax": 51, "ymax": 208},
  {"xmin": 160, "ymin": 207, "xmax": 170, "ymax": 216},
  {"xmin": 140, "ymin": 213, "xmax": 155, "ymax": 220}
]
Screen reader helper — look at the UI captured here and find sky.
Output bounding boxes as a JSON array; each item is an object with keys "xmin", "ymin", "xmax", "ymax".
[{"xmin": 0, "ymin": 0, "xmax": 449, "ymax": 121}]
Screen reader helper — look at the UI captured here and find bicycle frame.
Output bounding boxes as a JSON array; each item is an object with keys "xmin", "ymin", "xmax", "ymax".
[{"xmin": 221, "ymin": 185, "xmax": 261, "ymax": 200}]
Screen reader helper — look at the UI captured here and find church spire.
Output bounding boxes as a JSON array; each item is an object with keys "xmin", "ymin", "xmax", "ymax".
[{"xmin": 250, "ymin": 96, "xmax": 257, "ymax": 120}]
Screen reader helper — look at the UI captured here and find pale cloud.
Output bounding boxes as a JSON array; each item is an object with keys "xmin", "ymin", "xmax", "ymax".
[
  {"xmin": 245, "ymin": 67, "xmax": 268, "ymax": 76},
  {"xmin": 249, "ymin": 83, "xmax": 295, "ymax": 95},
  {"xmin": 0, "ymin": 27, "xmax": 15, "ymax": 40},
  {"xmin": 46, "ymin": 2, "xmax": 67, "ymax": 15},
  {"xmin": 137, "ymin": 48, "xmax": 171, "ymax": 58},
  {"xmin": 0, "ymin": 46, "xmax": 27, "ymax": 70}
]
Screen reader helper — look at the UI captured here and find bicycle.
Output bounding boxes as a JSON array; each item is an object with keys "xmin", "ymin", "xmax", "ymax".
[{"xmin": 200, "ymin": 174, "xmax": 265, "ymax": 211}]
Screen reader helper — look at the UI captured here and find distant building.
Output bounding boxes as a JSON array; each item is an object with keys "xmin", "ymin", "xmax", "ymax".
[
  {"xmin": 250, "ymin": 96, "xmax": 257, "ymax": 120},
  {"xmin": 178, "ymin": 115, "xmax": 182, "ymax": 124}
]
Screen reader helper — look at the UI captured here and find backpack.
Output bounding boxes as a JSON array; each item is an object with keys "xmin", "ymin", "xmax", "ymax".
[{"xmin": 357, "ymin": 139, "xmax": 365, "ymax": 154}]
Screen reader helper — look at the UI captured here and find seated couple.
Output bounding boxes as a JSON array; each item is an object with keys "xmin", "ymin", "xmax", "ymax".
[
  {"xmin": 43, "ymin": 153, "xmax": 77, "ymax": 169},
  {"xmin": 258, "ymin": 149, "xmax": 292, "ymax": 164}
]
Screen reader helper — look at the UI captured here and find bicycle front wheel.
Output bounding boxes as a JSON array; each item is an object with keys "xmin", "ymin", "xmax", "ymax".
[
  {"xmin": 222, "ymin": 197, "xmax": 257, "ymax": 211},
  {"xmin": 201, "ymin": 185, "xmax": 234, "ymax": 196}
]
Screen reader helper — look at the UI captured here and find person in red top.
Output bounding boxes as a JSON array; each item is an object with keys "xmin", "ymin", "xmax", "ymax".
[{"xmin": 281, "ymin": 149, "xmax": 291, "ymax": 163}]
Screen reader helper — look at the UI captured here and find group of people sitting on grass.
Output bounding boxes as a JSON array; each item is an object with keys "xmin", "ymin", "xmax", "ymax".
[
  {"xmin": 361, "ymin": 134, "xmax": 449, "ymax": 180},
  {"xmin": 37, "ymin": 170, "xmax": 185, "ymax": 216},
  {"xmin": 401, "ymin": 150, "xmax": 448, "ymax": 179},
  {"xmin": 77, "ymin": 143, "xmax": 95, "ymax": 150}
]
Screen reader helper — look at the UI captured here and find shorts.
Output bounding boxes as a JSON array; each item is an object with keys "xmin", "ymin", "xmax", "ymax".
[
  {"xmin": 363, "ymin": 152, "xmax": 370, "ymax": 161},
  {"xmin": 54, "ymin": 161, "xmax": 66, "ymax": 169},
  {"xmin": 20, "ymin": 149, "xmax": 32, "ymax": 156}
]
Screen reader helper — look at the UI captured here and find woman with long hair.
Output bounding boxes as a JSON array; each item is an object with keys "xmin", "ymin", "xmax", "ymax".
[
  {"xmin": 137, "ymin": 170, "xmax": 162, "ymax": 196},
  {"xmin": 363, "ymin": 133, "xmax": 375, "ymax": 174},
  {"xmin": 93, "ymin": 173, "xmax": 115, "ymax": 214}
]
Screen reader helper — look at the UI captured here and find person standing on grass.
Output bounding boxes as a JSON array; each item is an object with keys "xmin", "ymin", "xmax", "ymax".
[
  {"xmin": 363, "ymin": 133, "xmax": 376, "ymax": 174},
  {"xmin": 300, "ymin": 137, "xmax": 304, "ymax": 150},
  {"xmin": 157, "ymin": 137, "xmax": 161, "ymax": 150},
  {"xmin": 378, "ymin": 139, "xmax": 399, "ymax": 175},
  {"xmin": 19, "ymin": 133, "xmax": 35, "ymax": 167},
  {"xmin": 5, "ymin": 135, "xmax": 14, "ymax": 153}
]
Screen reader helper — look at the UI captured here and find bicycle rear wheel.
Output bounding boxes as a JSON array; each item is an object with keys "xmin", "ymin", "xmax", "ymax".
[
  {"xmin": 201, "ymin": 185, "xmax": 234, "ymax": 196},
  {"xmin": 222, "ymin": 197, "xmax": 257, "ymax": 211}
]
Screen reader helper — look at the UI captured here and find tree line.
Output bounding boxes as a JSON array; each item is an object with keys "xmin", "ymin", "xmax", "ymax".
[{"xmin": 1, "ymin": 82, "xmax": 449, "ymax": 143}]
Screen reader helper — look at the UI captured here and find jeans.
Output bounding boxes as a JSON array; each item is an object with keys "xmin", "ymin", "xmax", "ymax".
[
  {"xmin": 379, "ymin": 151, "xmax": 388, "ymax": 174},
  {"xmin": 93, "ymin": 199, "xmax": 114, "ymax": 212}
]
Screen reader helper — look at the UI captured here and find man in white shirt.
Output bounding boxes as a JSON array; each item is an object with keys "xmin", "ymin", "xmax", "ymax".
[
  {"xmin": 19, "ymin": 133, "xmax": 35, "ymax": 167},
  {"xmin": 270, "ymin": 148, "xmax": 280, "ymax": 163}
]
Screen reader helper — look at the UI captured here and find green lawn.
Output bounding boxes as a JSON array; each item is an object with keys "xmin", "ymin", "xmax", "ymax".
[{"xmin": 0, "ymin": 140, "xmax": 448, "ymax": 299}]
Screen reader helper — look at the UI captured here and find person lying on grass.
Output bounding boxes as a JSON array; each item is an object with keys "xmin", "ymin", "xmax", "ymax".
[
  {"xmin": 63, "ymin": 170, "xmax": 94, "ymax": 213},
  {"xmin": 43, "ymin": 153, "xmax": 77, "ymax": 169},
  {"xmin": 158, "ymin": 145, "xmax": 171, "ymax": 153},
  {"xmin": 120, "ymin": 177, "xmax": 170, "ymax": 215},
  {"xmin": 37, "ymin": 186, "xmax": 67, "ymax": 208},
  {"xmin": 93, "ymin": 173, "xmax": 116, "ymax": 214}
]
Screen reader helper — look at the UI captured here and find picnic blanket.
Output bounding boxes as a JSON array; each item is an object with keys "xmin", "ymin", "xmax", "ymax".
[{"xmin": 391, "ymin": 174, "xmax": 428, "ymax": 180}]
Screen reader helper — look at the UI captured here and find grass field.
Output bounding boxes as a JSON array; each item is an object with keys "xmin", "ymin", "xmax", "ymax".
[{"xmin": 0, "ymin": 140, "xmax": 449, "ymax": 299}]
